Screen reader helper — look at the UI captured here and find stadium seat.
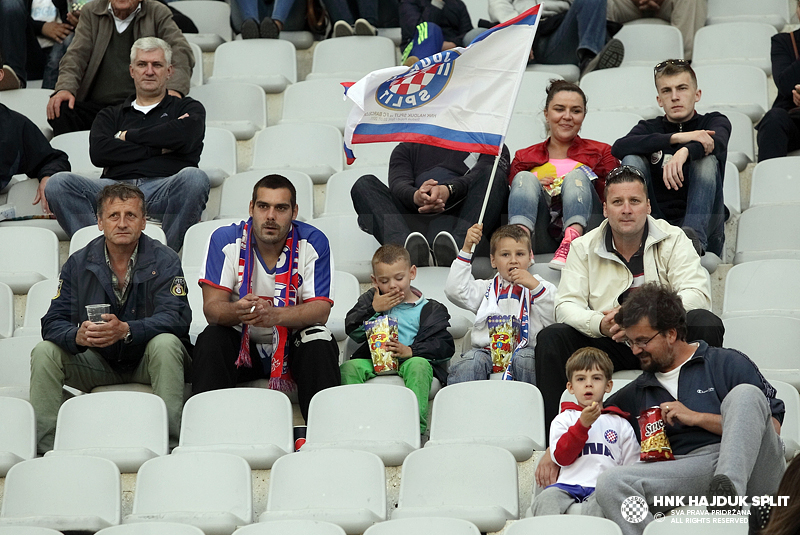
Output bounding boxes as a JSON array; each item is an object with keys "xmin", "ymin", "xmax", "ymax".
[
  {"xmin": 200, "ymin": 127, "xmax": 238, "ymax": 188},
  {"xmin": 172, "ymin": 388, "xmax": 294, "ymax": 469},
  {"xmin": 413, "ymin": 267, "xmax": 475, "ymax": 339},
  {"xmin": 189, "ymin": 41, "xmax": 203, "ymax": 87},
  {"xmin": 328, "ymin": 270, "xmax": 361, "ymax": 342},
  {"xmin": 190, "ymin": 83, "xmax": 267, "ymax": 141},
  {"xmin": 512, "ymin": 71, "xmax": 564, "ymax": 116},
  {"xmin": 363, "ymin": 517, "xmax": 481, "ymax": 535},
  {"xmin": 0, "ymin": 528, "xmax": 65, "ymax": 535},
  {"xmin": 321, "ymin": 167, "xmax": 389, "ymax": 218},
  {"xmin": 426, "ymin": 381, "xmax": 546, "ymax": 459},
  {"xmin": 345, "ymin": 142, "xmax": 398, "ymax": 168},
  {"xmin": 723, "ymin": 161, "xmax": 742, "ymax": 218},
  {"xmin": 207, "ymin": 40, "xmax": 297, "ymax": 93},
  {"xmin": 50, "ymin": 130, "xmax": 102, "ymax": 179},
  {"xmin": 124, "ymin": 452, "xmax": 253, "ymax": 535},
  {"xmin": 0, "ymin": 88, "xmax": 53, "ymax": 139},
  {"xmin": 0, "ymin": 179, "xmax": 68, "ymax": 240},
  {"xmin": 364, "ymin": 373, "xmax": 443, "ymax": 399},
  {"xmin": 772, "ymin": 380, "xmax": 800, "ymax": 460},
  {"xmin": 525, "ymin": 63, "xmax": 580, "ymax": 83},
  {"xmin": 0, "ymin": 281, "xmax": 12, "ymax": 338},
  {"xmin": 749, "ymin": 156, "xmax": 800, "ymax": 207},
  {"xmin": 305, "ymin": 215, "xmax": 380, "ymax": 282},
  {"xmin": 217, "ymin": 170, "xmax": 314, "ymax": 222},
  {"xmin": 0, "ymin": 227, "xmax": 59, "ymax": 293},
  {"xmin": 725, "ymin": 110, "xmax": 755, "ymax": 172},
  {"xmin": 259, "ymin": 449, "xmax": 387, "ymax": 534},
  {"xmin": 0, "ymin": 455, "xmax": 121, "ymax": 531},
  {"xmin": 234, "ymin": 520, "xmax": 346, "ymax": 535},
  {"xmin": 45, "ymin": 391, "xmax": 168, "ymax": 473},
  {"xmin": 181, "ymin": 218, "xmax": 242, "ymax": 270},
  {"xmin": 461, "ymin": 0, "xmax": 489, "ymax": 26},
  {"xmin": 578, "ymin": 111, "xmax": 643, "ymax": 147},
  {"xmin": 307, "ymin": 36, "xmax": 397, "ymax": 81},
  {"xmin": 394, "ymin": 444, "xmax": 519, "ymax": 532},
  {"xmin": 617, "ymin": 24, "xmax": 683, "ymax": 67},
  {"xmin": 692, "ymin": 22, "xmax": 775, "ymax": 75},
  {"xmin": 182, "ymin": 266, "xmax": 205, "ymax": 343},
  {"xmin": 695, "ymin": 65, "xmax": 769, "ymax": 123},
  {"xmin": 722, "ymin": 260, "xmax": 800, "ymax": 318},
  {"xmin": 734, "ymin": 204, "xmax": 800, "ymax": 263},
  {"xmin": 280, "ymin": 31, "xmax": 315, "ymax": 50},
  {"xmin": 706, "ymin": 0, "xmax": 789, "ymax": 30},
  {"xmin": 505, "ymin": 114, "xmax": 547, "ymax": 155},
  {"xmin": 0, "ymin": 336, "xmax": 41, "ymax": 400},
  {"xmin": 581, "ymin": 66, "xmax": 662, "ymax": 119},
  {"xmin": 69, "ymin": 224, "xmax": 167, "ymax": 256},
  {"xmin": 280, "ymin": 79, "xmax": 354, "ymax": 131},
  {"xmin": 302, "ymin": 384, "xmax": 420, "ymax": 465},
  {"xmin": 251, "ymin": 124, "xmax": 344, "ymax": 184},
  {"xmin": 98, "ymin": 523, "xmax": 206, "ymax": 535},
  {"xmin": 171, "ymin": 1, "xmax": 232, "ymax": 51},
  {"xmin": 506, "ymin": 516, "xmax": 622, "ymax": 534},
  {"xmin": 0, "ymin": 397, "xmax": 36, "ymax": 477}
]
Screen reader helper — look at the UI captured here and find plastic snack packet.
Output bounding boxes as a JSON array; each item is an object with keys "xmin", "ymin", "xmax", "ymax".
[
  {"xmin": 487, "ymin": 315, "xmax": 520, "ymax": 373},
  {"xmin": 364, "ymin": 316, "xmax": 399, "ymax": 375},
  {"xmin": 638, "ymin": 406, "xmax": 675, "ymax": 461}
]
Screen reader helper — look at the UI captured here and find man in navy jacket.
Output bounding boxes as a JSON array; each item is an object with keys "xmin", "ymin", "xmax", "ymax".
[{"xmin": 30, "ymin": 182, "xmax": 192, "ymax": 453}]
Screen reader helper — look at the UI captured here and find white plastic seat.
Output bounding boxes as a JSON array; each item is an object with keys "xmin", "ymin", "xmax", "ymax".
[
  {"xmin": 363, "ymin": 517, "xmax": 481, "ymax": 535},
  {"xmin": 723, "ymin": 161, "xmax": 742, "ymax": 217},
  {"xmin": 0, "ymin": 336, "xmax": 41, "ymax": 400},
  {"xmin": 305, "ymin": 215, "xmax": 380, "ymax": 282},
  {"xmin": 321, "ymin": 167, "xmax": 388, "ymax": 217},
  {"xmin": 0, "ymin": 397, "xmax": 36, "ymax": 477},
  {"xmin": 692, "ymin": 22, "xmax": 775, "ymax": 75},
  {"xmin": 171, "ymin": 1, "xmax": 232, "ymax": 51},
  {"xmin": 98, "ymin": 523, "xmax": 207, "ymax": 535},
  {"xmin": 512, "ymin": 71, "xmax": 564, "ymax": 116},
  {"xmin": 426, "ymin": 381, "xmax": 545, "ymax": 459},
  {"xmin": 329, "ymin": 271, "xmax": 360, "ymax": 342},
  {"xmin": 307, "ymin": 36, "xmax": 396, "ymax": 81},
  {"xmin": 0, "ymin": 455, "xmax": 121, "ymax": 532},
  {"xmin": 0, "ymin": 281, "xmax": 12, "ymax": 338},
  {"xmin": 706, "ymin": 0, "xmax": 789, "ymax": 30},
  {"xmin": 0, "ymin": 179, "xmax": 68, "ymax": 240},
  {"xmin": 413, "ymin": 267, "xmax": 475, "ymax": 340},
  {"xmin": 617, "ymin": 24, "xmax": 683, "ymax": 67},
  {"xmin": 189, "ymin": 41, "xmax": 203, "ymax": 87},
  {"xmin": 124, "ymin": 452, "xmax": 253, "ymax": 535},
  {"xmin": 506, "ymin": 516, "xmax": 622, "ymax": 534},
  {"xmin": 259, "ymin": 449, "xmax": 387, "ymax": 534},
  {"xmin": 581, "ymin": 66, "xmax": 663, "ymax": 119},
  {"xmin": 577, "ymin": 111, "xmax": 644, "ymax": 147},
  {"xmin": 251, "ymin": 124, "xmax": 343, "ymax": 184},
  {"xmin": 69, "ymin": 224, "xmax": 167, "ymax": 256},
  {"xmin": 345, "ymin": 142, "xmax": 398, "ymax": 168},
  {"xmin": 394, "ymin": 444, "xmax": 519, "ymax": 532},
  {"xmin": 0, "ymin": 227, "xmax": 59, "ymax": 293},
  {"xmin": 505, "ymin": 114, "xmax": 547, "ymax": 155},
  {"xmin": 461, "ymin": 0, "xmax": 489, "ymax": 26},
  {"xmin": 694, "ymin": 65, "xmax": 769, "ymax": 123},
  {"xmin": 0, "ymin": 88, "xmax": 53, "ymax": 139},
  {"xmin": 208, "ymin": 40, "xmax": 297, "ymax": 93},
  {"xmin": 190, "ymin": 83, "xmax": 267, "ymax": 140},
  {"xmin": 217, "ymin": 170, "xmax": 314, "ymax": 222},
  {"xmin": 182, "ymin": 267, "xmax": 205, "ymax": 343},
  {"xmin": 525, "ymin": 63, "xmax": 580, "ymax": 83},
  {"xmin": 772, "ymin": 380, "xmax": 800, "ymax": 460},
  {"xmin": 722, "ymin": 260, "xmax": 800, "ymax": 318},
  {"xmin": 280, "ymin": 79, "xmax": 354, "ymax": 131},
  {"xmin": 50, "ymin": 130, "xmax": 102, "ymax": 178},
  {"xmin": 181, "ymin": 218, "xmax": 242, "ymax": 270},
  {"xmin": 363, "ymin": 374, "xmax": 443, "ymax": 399},
  {"xmin": 749, "ymin": 156, "xmax": 800, "ymax": 206},
  {"xmin": 200, "ymin": 127, "xmax": 237, "ymax": 188},
  {"xmin": 280, "ymin": 31, "xmax": 314, "ymax": 50},
  {"xmin": 44, "ymin": 391, "xmax": 168, "ymax": 473},
  {"xmin": 302, "ymin": 384, "xmax": 420, "ymax": 465},
  {"xmin": 0, "ymin": 528, "xmax": 66, "ymax": 535},
  {"xmin": 172, "ymin": 388, "xmax": 293, "ymax": 469},
  {"xmin": 234, "ymin": 520, "xmax": 346, "ymax": 535},
  {"xmin": 734, "ymin": 204, "xmax": 800, "ymax": 264},
  {"xmin": 725, "ymin": 110, "xmax": 755, "ymax": 172}
]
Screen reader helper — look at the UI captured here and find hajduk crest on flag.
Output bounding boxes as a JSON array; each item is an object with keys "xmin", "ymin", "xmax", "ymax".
[{"xmin": 342, "ymin": 4, "xmax": 542, "ymax": 165}]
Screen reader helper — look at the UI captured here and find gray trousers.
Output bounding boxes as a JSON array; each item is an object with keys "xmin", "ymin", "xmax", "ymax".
[
  {"xmin": 531, "ymin": 486, "xmax": 603, "ymax": 517},
  {"xmin": 594, "ymin": 384, "xmax": 786, "ymax": 535}
]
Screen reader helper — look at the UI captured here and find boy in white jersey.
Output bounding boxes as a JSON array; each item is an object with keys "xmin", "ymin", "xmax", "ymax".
[{"xmin": 532, "ymin": 347, "xmax": 639, "ymax": 516}]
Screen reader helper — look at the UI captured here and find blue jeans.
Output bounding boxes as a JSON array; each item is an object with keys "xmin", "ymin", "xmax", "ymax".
[
  {"xmin": 532, "ymin": 0, "xmax": 608, "ymax": 65},
  {"xmin": 45, "ymin": 168, "xmax": 210, "ymax": 251},
  {"xmin": 269, "ymin": 0, "xmax": 377, "ymax": 25},
  {"xmin": 447, "ymin": 347, "xmax": 536, "ymax": 385},
  {"xmin": 508, "ymin": 169, "xmax": 602, "ymax": 253},
  {"xmin": 229, "ymin": 0, "xmax": 305, "ymax": 31},
  {"xmin": 1, "ymin": 0, "xmax": 29, "ymax": 83},
  {"xmin": 42, "ymin": 34, "xmax": 72, "ymax": 89},
  {"xmin": 622, "ymin": 154, "xmax": 725, "ymax": 256}
]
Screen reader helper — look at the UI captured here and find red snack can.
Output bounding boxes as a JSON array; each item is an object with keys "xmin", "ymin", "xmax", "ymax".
[{"xmin": 637, "ymin": 406, "xmax": 674, "ymax": 462}]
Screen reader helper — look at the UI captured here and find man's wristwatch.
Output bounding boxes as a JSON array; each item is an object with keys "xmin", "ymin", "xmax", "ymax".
[
  {"xmin": 446, "ymin": 183, "xmax": 455, "ymax": 197},
  {"xmin": 123, "ymin": 327, "xmax": 132, "ymax": 344},
  {"xmin": 114, "ymin": 131, "xmax": 123, "ymax": 140}
]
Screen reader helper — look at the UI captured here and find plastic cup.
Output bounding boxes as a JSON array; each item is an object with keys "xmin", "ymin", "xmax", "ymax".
[{"xmin": 86, "ymin": 304, "xmax": 111, "ymax": 323}]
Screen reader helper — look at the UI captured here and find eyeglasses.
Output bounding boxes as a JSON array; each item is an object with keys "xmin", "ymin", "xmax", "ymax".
[
  {"xmin": 607, "ymin": 165, "xmax": 646, "ymax": 181},
  {"xmin": 654, "ymin": 59, "xmax": 691, "ymax": 74},
  {"xmin": 624, "ymin": 331, "xmax": 662, "ymax": 349}
]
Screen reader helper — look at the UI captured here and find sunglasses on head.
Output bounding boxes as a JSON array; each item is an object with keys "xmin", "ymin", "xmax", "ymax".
[{"xmin": 654, "ymin": 59, "xmax": 690, "ymax": 74}]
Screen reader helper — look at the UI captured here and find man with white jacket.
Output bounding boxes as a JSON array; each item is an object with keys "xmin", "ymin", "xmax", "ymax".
[{"xmin": 534, "ymin": 165, "xmax": 723, "ymax": 432}]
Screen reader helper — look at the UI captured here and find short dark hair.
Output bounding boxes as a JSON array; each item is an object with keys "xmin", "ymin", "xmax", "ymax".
[
  {"xmin": 251, "ymin": 174, "xmax": 297, "ymax": 207},
  {"xmin": 654, "ymin": 59, "xmax": 697, "ymax": 88},
  {"xmin": 614, "ymin": 282, "xmax": 688, "ymax": 341},
  {"xmin": 490, "ymin": 224, "xmax": 532, "ymax": 255},
  {"xmin": 372, "ymin": 243, "xmax": 411, "ymax": 270},
  {"xmin": 96, "ymin": 183, "xmax": 145, "ymax": 218},
  {"xmin": 565, "ymin": 347, "xmax": 614, "ymax": 383},
  {"xmin": 604, "ymin": 165, "xmax": 648, "ymax": 200},
  {"xmin": 544, "ymin": 79, "xmax": 587, "ymax": 111}
]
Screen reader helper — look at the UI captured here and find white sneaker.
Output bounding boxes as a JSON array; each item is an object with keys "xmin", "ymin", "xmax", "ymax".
[
  {"xmin": 433, "ymin": 231, "xmax": 459, "ymax": 267},
  {"xmin": 354, "ymin": 18, "xmax": 377, "ymax": 36},
  {"xmin": 405, "ymin": 232, "xmax": 431, "ymax": 267},
  {"xmin": 333, "ymin": 20, "xmax": 354, "ymax": 37}
]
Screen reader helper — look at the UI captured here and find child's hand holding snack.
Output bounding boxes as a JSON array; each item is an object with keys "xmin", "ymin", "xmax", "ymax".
[
  {"xmin": 507, "ymin": 266, "xmax": 539, "ymax": 290},
  {"xmin": 372, "ymin": 287, "xmax": 404, "ymax": 313},
  {"xmin": 580, "ymin": 401, "xmax": 602, "ymax": 428},
  {"xmin": 384, "ymin": 336, "xmax": 412, "ymax": 358},
  {"xmin": 461, "ymin": 223, "xmax": 483, "ymax": 253}
]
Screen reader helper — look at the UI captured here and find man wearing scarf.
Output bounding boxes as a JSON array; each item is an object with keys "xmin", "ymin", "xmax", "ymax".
[{"xmin": 192, "ymin": 174, "xmax": 340, "ymax": 419}]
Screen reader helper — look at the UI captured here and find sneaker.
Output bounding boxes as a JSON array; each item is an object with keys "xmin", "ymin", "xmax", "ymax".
[
  {"xmin": 333, "ymin": 20, "xmax": 354, "ymax": 37},
  {"xmin": 240, "ymin": 18, "xmax": 260, "ymax": 39},
  {"xmin": 681, "ymin": 226, "xmax": 704, "ymax": 256},
  {"xmin": 433, "ymin": 231, "xmax": 459, "ymax": 267},
  {"xmin": 259, "ymin": 17, "xmax": 280, "ymax": 39},
  {"xmin": 549, "ymin": 226, "xmax": 581, "ymax": 270},
  {"xmin": 0, "ymin": 65, "xmax": 22, "ymax": 91},
  {"xmin": 354, "ymin": 18, "xmax": 377, "ymax": 36},
  {"xmin": 580, "ymin": 38, "xmax": 624, "ymax": 78},
  {"xmin": 707, "ymin": 474, "xmax": 739, "ymax": 512},
  {"xmin": 405, "ymin": 232, "xmax": 431, "ymax": 267}
]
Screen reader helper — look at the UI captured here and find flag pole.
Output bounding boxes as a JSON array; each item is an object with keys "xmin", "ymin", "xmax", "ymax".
[{"xmin": 470, "ymin": 150, "xmax": 503, "ymax": 253}]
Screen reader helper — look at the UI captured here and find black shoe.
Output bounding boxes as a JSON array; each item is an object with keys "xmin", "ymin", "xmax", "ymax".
[
  {"xmin": 241, "ymin": 18, "xmax": 259, "ymax": 39},
  {"xmin": 405, "ymin": 232, "xmax": 431, "ymax": 267},
  {"xmin": 580, "ymin": 38, "xmax": 624, "ymax": 78},
  {"xmin": 433, "ymin": 231, "xmax": 459, "ymax": 267},
  {"xmin": 260, "ymin": 17, "xmax": 280, "ymax": 39},
  {"xmin": 682, "ymin": 226, "xmax": 704, "ymax": 256},
  {"xmin": 707, "ymin": 474, "xmax": 739, "ymax": 512}
]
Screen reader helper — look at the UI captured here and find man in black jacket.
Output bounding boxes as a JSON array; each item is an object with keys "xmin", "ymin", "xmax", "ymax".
[
  {"xmin": 612, "ymin": 59, "xmax": 729, "ymax": 257},
  {"xmin": 30, "ymin": 183, "xmax": 192, "ymax": 454},
  {"xmin": 43, "ymin": 36, "xmax": 208, "ymax": 251}
]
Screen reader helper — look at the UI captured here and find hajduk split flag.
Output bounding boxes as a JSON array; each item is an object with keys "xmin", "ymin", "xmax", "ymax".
[{"xmin": 342, "ymin": 4, "xmax": 541, "ymax": 164}]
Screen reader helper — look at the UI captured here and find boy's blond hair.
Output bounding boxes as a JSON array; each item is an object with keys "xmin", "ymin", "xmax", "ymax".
[
  {"xmin": 490, "ymin": 224, "xmax": 532, "ymax": 255},
  {"xmin": 371, "ymin": 243, "xmax": 411, "ymax": 271},
  {"xmin": 565, "ymin": 347, "xmax": 614, "ymax": 383}
]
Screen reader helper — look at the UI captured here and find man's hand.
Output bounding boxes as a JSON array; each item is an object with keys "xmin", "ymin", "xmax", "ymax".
[
  {"xmin": 384, "ymin": 337, "xmax": 412, "ymax": 358},
  {"xmin": 535, "ymin": 448, "xmax": 560, "ymax": 488},
  {"xmin": 33, "ymin": 176, "xmax": 51, "ymax": 214},
  {"xmin": 66, "ymin": 11, "xmax": 80, "ymax": 26},
  {"xmin": 442, "ymin": 41, "xmax": 456, "ymax": 50},
  {"xmin": 42, "ymin": 21, "xmax": 73, "ymax": 43},
  {"xmin": 235, "ymin": 294, "xmax": 280, "ymax": 328},
  {"xmin": 47, "ymin": 90, "xmax": 75, "ymax": 120},
  {"xmin": 580, "ymin": 401, "xmax": 602, "ymax": 428},
  {"xmin": 599, "ymin": 307, "xmax": 624, "ymax": 341},
  {"xmin": 793, "ymin": 85, "xmax": 800, "ymax": 107},
  {"xmin": 372, "ymin": 287, "xmax": 404, "ymax": 313},
  {"xmin": 637, "ymin": 0, "xmax": 662, "ymax": 10},
  {"xmin": 660, "ymin": 400, "xmax": 700, "ymax": 427},
  {"xmin": 413, "ymin": 179, "xmax": 447, "ymax": 213},
  {"xmin": 76, "ymin": 315, "xmax": 129, "ymax": 347},
  {"xmin": 671, "ymin": 130, "xmax": 716, "ymax": 155},
  {"xmin": 461, "ymin": 223, "xmax": 482, "ymax": 253},
  {"xmin": 167, "ymin": 89, "xmax": 182, "ymax": 98},
  {"xmin": 662, "ymin": 148, "xmax": 689, "ymax": 190},
  {"xmin": 507, "ymin": 267, "xmax": 539, "ymax": 291}
]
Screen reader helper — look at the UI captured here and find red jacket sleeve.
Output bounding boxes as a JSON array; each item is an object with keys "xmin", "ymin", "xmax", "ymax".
[{"xmin": 553, "ymin": 419, "xmax": 590, "ymax": 466}]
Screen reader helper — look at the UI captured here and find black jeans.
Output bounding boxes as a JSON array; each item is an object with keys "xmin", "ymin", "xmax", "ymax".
[
  {"xmin": 756, "ymin": 107, "xmax": 800, "ymax": 162},
  {"xmin": 49, "ymin": 100, "xmax": 107, "ymax": 137}
]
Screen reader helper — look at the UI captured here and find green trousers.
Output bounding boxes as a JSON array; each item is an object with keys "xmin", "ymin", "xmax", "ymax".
[
  {"xmin": 340, "ymin": 356, "xmax": 433, "ymax": 433},
  {"xmin": 30, "ymin": 333, "xmax": 190, "ymax": 454}
]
